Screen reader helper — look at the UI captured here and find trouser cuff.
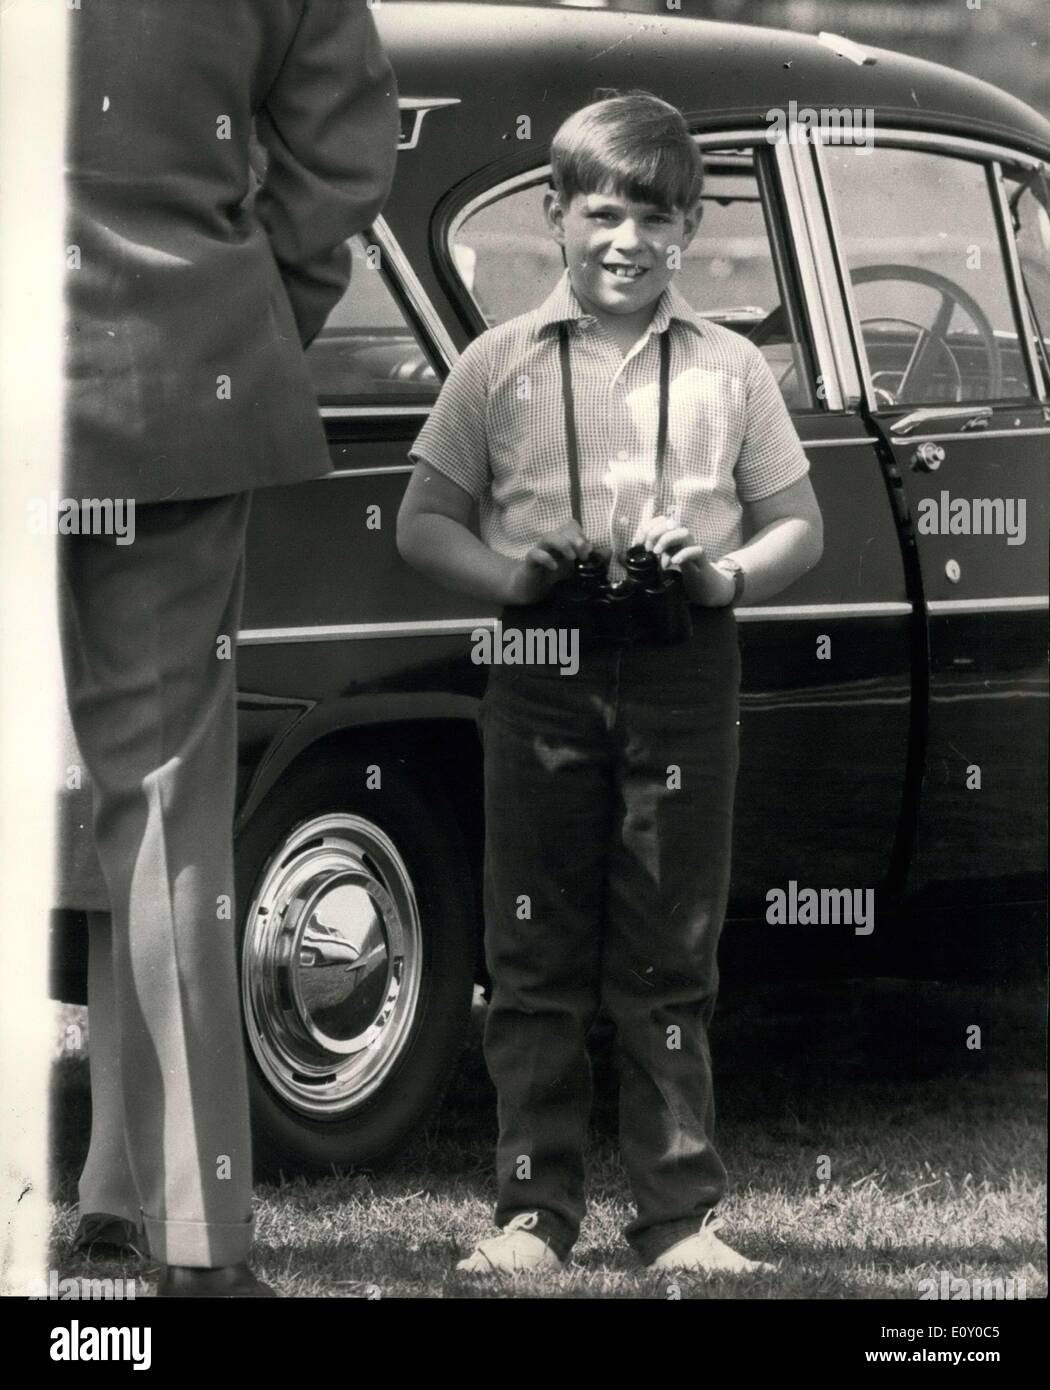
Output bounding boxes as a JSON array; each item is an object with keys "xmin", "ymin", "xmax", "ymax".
[
  {"xmin": 630, "ymin": 1214, "xmax": 715, "ymax": 1267},
  {"xmin": 143, "ymin": 1211, "xmax": 253, "ymax": 1268}
]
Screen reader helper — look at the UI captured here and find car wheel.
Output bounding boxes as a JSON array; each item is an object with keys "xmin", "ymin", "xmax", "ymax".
[{"xmin": 234, "ymin": 745, "xmax": 476, "ymax": 1176}]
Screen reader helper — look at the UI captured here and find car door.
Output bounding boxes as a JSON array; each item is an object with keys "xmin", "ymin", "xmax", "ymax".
[
  {"xmin": 444, "ymin": 136, "xmax": 914, "ymax": 923},
  {"xmin": 238, "ymin": 224, "xmax": 493, "ymax": 710},
  {"xmin": 817, "ymin": 135, "xmax": 1050, "ymax": 905}
]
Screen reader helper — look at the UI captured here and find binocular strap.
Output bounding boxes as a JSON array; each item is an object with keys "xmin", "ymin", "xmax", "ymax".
[{"xmin": 557, "ymin": 321, "xmax": 671, "ymax": 527}]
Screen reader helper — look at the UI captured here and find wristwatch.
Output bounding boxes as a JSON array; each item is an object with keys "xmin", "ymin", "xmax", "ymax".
[{"xmin": 714, "ymin": 557, "xmax": 746, "ymax": 608}]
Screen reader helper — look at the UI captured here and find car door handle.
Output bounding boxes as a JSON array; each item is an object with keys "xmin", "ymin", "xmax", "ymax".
[{"xmin": 892, "ymin": 405, "xmax": 992, "ymax": 436}]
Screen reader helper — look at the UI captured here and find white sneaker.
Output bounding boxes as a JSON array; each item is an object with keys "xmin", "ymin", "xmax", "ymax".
[
  {"xmin": 647, "ymin": 1211, "xmax": 776, "ymax": 1274},
  {"xmin": 455, "ymin": 1212, "xmax": 565, "ymax": 1275}
]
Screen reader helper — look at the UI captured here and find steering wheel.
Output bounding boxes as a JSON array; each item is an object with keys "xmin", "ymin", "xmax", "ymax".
[{"xmin": 850, "ymin": 263, "xmax": 1003, "ymax": 404}]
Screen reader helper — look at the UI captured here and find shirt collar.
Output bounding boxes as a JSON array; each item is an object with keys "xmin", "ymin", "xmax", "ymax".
[{"xmin": 533, "ymin": 270, "xmax": 706, "ymax": 340}]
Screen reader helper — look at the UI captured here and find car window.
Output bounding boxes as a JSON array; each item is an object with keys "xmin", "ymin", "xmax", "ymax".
[
  {"xmin": 821, "ymin": 145, "xmax": 1036, "ymax": 405},
  {"xmin": 449, "ymin": 148, "xmax": 816, "ymax": 409},
  {"xmin": 305, "ymin": 235, "xmax": 440, "ymax": 408}
]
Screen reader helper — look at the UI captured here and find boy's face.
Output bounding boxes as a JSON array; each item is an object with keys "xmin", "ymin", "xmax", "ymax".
[{"xmin": 544, "ymin": 187, "xmax": 701, "ymax": 326}]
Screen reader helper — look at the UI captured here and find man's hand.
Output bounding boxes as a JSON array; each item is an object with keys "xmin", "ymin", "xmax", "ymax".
[
  {"xmin": 506, "ymin": 520, "xmax": 592, "ymax": 605},
  {"xmin": 633, "ymin": 515, "xmax": 736, "ymax": 607}
]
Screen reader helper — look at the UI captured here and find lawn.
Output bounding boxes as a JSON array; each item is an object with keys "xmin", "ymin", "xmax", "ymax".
[{"xmin": 48, "ymin": 976, "xmax": 1046, "ymax": 1299}]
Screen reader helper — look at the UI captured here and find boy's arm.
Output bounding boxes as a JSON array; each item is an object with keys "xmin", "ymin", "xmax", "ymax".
[
  {"xmin": 724, "ymin": 474, "xmax": 823, "ymax": 604},
  {"xmin": 396, "ymin": 464, "xmax": 519, "ymax": 604},
  {"xmin": 396, "ymin": 464, "xmax": 590, "ymax": 605},
  {"xmin": 717, "ymin": 346, "xmax": 823, "ymax": 603}
]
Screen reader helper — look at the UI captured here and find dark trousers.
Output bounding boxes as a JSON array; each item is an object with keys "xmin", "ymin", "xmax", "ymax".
[
  {"xmin": 58, "ymin": 494, "xmax": 255, "ymax": 1267},
  {"xmin": 480, "ymin": 606, "xmax": 741, "ymax": 1264}
]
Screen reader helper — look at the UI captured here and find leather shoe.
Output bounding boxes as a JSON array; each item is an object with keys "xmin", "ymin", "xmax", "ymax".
[
  {"xmin": 156, "ymin": 1263, "xmax": 277, "ymax": 1298},
  {"xmin": 74, "ymin": 1213, "xmax": 145, "ymax": 1257}
]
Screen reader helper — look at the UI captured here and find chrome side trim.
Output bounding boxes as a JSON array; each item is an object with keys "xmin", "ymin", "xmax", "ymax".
[
  {"xmin": 371, "ymin": 215, "xmax": 458, "ymax": 369},
  {"xmin": 238, "ymin": 618, "xmax": 498, "ymax": 646},
  {"xmin": 890, "ymin": 426, "xmax": 1050, "ymax": 445},
  {"xmin": 735, "ymin": 601, "xmax": 911, "ymax": 621},
  {"xmin": 322, "ymin": 464, "xmax": 415, "ymax": 479},
  {"xmin": 927, "ymin": 596, "xmax": 1049, "ymax": 615},
  {"xmin": 239, "ymin": 605, "xmax": 914, "ymax": 646},
  {"xmin": 991, "ymin": 159, "xmax": 1047, "ymax": 401},
  {"xmin": 320, "ymin": 404, "xmax": 432, "ymax": 421},
  {"xmin": 314, "ymin": 438, "xmax": 880, "ymax": 473},
  {"xmin": 800, "ymin": 436, "xmax": 876, "ymax": 448}
]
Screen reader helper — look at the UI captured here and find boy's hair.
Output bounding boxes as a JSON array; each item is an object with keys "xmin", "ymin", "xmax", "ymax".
[{"xmin": 550, "ymin": 89, "xmax": 703, "ymax": 213}]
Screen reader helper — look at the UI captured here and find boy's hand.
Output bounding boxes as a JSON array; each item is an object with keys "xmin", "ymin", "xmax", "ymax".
[
  {"xmin": 633, "ymin": 515, "xmax": 736, "ymax": 607},
  {"xmin": 506, "ymin": 520, "xmax": 592, "ymax": 605}
]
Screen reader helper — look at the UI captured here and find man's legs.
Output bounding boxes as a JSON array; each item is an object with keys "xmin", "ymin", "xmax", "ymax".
[
  {"xmin": 59, "ymin": 494, "xmax": 255, "ymax": 1268},
  {"xmin": 480, "ymin": 658, "xmax": 614, "ymax": 1261},
  {"xmin": 77, "ymin": 909, "xmax": 138, "ymax": 1227},
  {"xmin": 601, "ymin": 610, "xmax": 741, "ymax": 1265}
]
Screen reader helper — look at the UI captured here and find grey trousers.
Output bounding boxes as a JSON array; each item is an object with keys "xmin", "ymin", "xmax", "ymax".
[{"xmin": 58, "ymin": 493, "xmax": 255, "ymax": 1267}]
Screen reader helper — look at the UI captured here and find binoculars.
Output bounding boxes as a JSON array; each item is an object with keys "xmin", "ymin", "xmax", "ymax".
[{"xmin": 549, "ymin": 544, "xmax": 694, "ymax": 645}]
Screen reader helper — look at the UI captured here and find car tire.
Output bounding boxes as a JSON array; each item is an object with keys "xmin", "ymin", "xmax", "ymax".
[{"xmin": 234, "ymin": 742, "xmax": 476, "ymax": 1176}]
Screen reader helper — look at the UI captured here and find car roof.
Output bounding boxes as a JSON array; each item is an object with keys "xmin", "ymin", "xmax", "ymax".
[{"xmin": 378, "ymin": 2, "xmax": 1050, "ymax": 193}]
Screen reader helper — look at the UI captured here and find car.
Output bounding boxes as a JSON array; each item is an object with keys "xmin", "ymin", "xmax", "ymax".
[{"xmin": 51, "ymin": 1, "xmax": 1050, "ymax": 1175}]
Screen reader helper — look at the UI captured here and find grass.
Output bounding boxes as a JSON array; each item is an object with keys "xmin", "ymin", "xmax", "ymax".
[{"xmin": 48, "ymin": 975, "xmax": 1046, "ymax": 1299}]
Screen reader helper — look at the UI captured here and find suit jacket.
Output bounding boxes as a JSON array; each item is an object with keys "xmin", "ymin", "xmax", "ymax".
[{"xmin": 64, "ymin": 0, "xmax": 399, "ymax": 502}]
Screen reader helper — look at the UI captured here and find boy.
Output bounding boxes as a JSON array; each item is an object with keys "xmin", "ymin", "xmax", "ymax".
[{"xmin": 397, "ymin": 92, "xmax": 822, "ymax": 1274}]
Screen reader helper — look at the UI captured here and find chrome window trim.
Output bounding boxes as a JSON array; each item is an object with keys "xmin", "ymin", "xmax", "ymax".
[
  {"xmin": 862, "ymin": 130, "xmax": 1044, "ymax": 171},
  {"xmin": 445, "ymin": 130, "xmax": 775, "ymax": 246},
  {"xmin": 772, "ymin": 138, "xmax": 845, "ymax": 411},
  {"xmin": 811, "ymin": 128, "xmax": 1050, "ymax": 413},
  {"xmin": 445, "ymin": 165, "xmax": 552, "ymax": 254},
  {"xmin": 784, "ymin": 131, "xmax": 863, "ymax": 408},
  {"xmin": 314, "ymin": 220, "xmax": 455, "ymax": 416},
  {"xmin": 371, "ymin": 215, "xmax": 458, "ymax": 370},
  {"xmin": 808, "ymin": 134, "xmax": 876, "ymax": 408},
  {"xmin": 991, "ymin": 159, "xmax": 1047, "ymax": 400},
  {"xmin": 444, "ymin": 129, "xmax": 848, "ymax": 413}
]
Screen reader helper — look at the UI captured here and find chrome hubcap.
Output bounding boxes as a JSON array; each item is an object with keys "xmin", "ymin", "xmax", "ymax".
[{"xmin": 241, "ymin": 813, "xmax": 423, "ymax": 1117}]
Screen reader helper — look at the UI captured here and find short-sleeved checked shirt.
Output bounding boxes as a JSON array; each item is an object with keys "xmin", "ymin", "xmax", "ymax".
[{"xmin": 409, "ymin": 270, "xmax": 810, "ymax": 578}]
